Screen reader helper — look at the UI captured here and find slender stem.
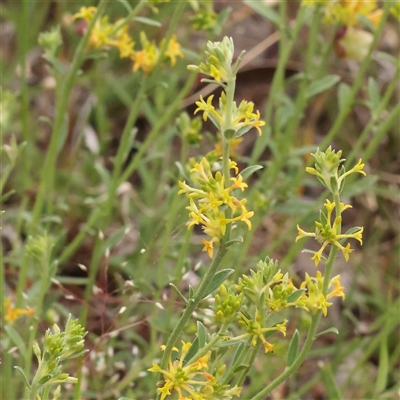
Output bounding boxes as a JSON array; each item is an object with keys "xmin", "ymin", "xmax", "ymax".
[
  {"xmin": 318, "ymin": 1, "xmax": 391, "ymax": 151},
  {"xmin": 160, "ymin": 243, "xmax": 229, "ymax": 370},
  {"xmin": 20, "ymin": 0, "xmax": 30, "ymax": 189},
  {"xmin": 186, "ymin": 323, "xmax": 228, "ymax": 365},
  {"xmin": 249, "ymin": 247, "xmax": 338, "ymax": 400},
  {"xmin": 250, "ymin": 6, "xmax": 306, "ymax": 163},
  {"xmin": 29, "ymin": 0, "xmax": 108, "ymax": 232},
  {"xmin": 236, "ymin": 342, "xmax": 261, "ymax": 387},
  {"xmin": 250, "ymin": 188, "xmax": 343, "ymax": 400},
  {"xmin": 346, "ymin": 63, "xmax": 399, "ymax": 167}
]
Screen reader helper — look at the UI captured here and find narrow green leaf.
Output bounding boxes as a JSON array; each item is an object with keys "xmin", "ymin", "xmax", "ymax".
[
  {"xmin": 14, "ymin": 367, "xmax": 31, "ymax": 389},
  {"xmin": 320, "ymin": 362, "xmax": 343, "ymax": 399},
  {"xmin": 184, "ymin": 337, "xmax": 199, "ymax": 363},
  {"xmin": 375, "ymin": 336, "xmax": 389, "ymax": 395},
  {"xmin": 116, "ymin": 0, "xmax": 133, "ymax": 12},
  {"xmin": 233, "ymin": 342, "xmax": 245, "ymax": 365},
  {"xmin": 134, "ymin": 17, "xmax": 162, "ymax": 27},
  {"xmin": 197, "ymin": 321, "xmax": 207, "ymax": 348},
  {"xmin": 307, "ymin": 75, "xmax": 341, "ymax": 99},
  {"xmin": 287, "ymin": 289, "xmax": 306, "ymax": 303},
  {"xmin": 240, "ymin": 165, "xmax": 263, "ymax": 181},
  {"xmin": 169, "ymin": 283, "xmax": 188, "ymax": 305},
  {"xmin": 202, "ymin": 269, "xmax": 234, "ymax": 298},
  {"xmin": 244, "ymin": 0, "xmax": 280, "ymax": 26},
  {"xmin": 338, "ymin": 82, "xmax": 351, "ymax": 112},
  {"xmin": 367, "ymin": 77, "xmax": 380, "ymax": 111},
  {"xmin": 314, "ymin": 327, "xmax": 339, "ymax": 338},
  {"xmin": 1, "ymin": 189, "xmax": 15, "ymax": 203},
  {"xmin": 215, "ymin": 337, "xmax": 245, "ymax": 347},
  {"xmin": 287, "ymin": 329, "xmax": 299, "ymax": 367},
  {"xmin": 5, "ymin": 325, "xmax": 26, "ymax": 353},
  {"xmin": 233, "ymin": 364, "xmax": 249, "ymax": 373},
  {"xmin": 225, "ymin": 236, "xmax": 243, "ymax": 247}
]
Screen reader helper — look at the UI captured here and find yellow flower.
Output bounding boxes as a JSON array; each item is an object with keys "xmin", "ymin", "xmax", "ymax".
[
  {"xmin": 72, "ymin": 6, "xmax": 97, "ymax": 22},
  {"xmin": 236, "ymin": 310, "xmax": 287, "ymax": 354},
  {"xmin": 106, "ymin": 25, "xmax": 135, "ymax": 58},
  {"xmin": 296, "ymin": 200, "xmax": 363, "ymax": 266},
  {"xmin": 163, "ymin": 35, "xmax": 184, "ymax": 66},
  {"xmin": 148, "ymin": 341, "xmax": 212, "ymax": 400},
  {"xmin": 4, "ymin": 297, "xmax": 34, "ymax": 324}
]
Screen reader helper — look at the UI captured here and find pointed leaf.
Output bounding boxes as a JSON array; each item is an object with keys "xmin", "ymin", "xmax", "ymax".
[
  {"xmin": 287, "ymin": 329, "xmax": 299, "ymax": 367},
  {"xmin": 134, "ymin": 17, "xmax": 162, "ymax": 27},
  {"xmin": 244, "ymin": 0, "xmax": 280, "ymax": 25},
  {"xmin": 367, "ymin": 77, "xmax": 380, "ymax": 111},
  {"xmin": 233, "ymin": 341, "xmax": 245, "ymax": 365},
  {"xmin": 287, "ymin": 289, "xmax": 306, "ymax": 303},
  {"xmin": 184, "ymin": 337, "xmax": 199, "ymax": 363},
  {"xmin": 240, "ymin": 165, "xmax": 263, "ymax": 181},
  {"xmin": 307, "ymin": 75, "xmax": 340, "ymax": 99},
  {"xmin": 5, "ymin": 325, "xmax": 26, "ymax": 353},
  {"xmin": 197, "ymin": 321, "xmax": 207, "ymax": 348},
  {"xmin": 314, "ymin": 327, "xmax": 339, "ymax": 338},
  {"xmin": 169, "ymin": 283, "xmax": 188, "ymax": 305},
  {"xmin": 233, "ymin": 364, "xmax": 250, "ymax": 373},
  {"xmin": 203, "ymin": 269, "xmax": 234, "ymax": 298},
  {"xmin": 14, "ymin": 367, "xmax": 31, "ymax": 388},
  {"xmin": 338, "ymin": 82, "xmax": 351, "ymax": 113}
]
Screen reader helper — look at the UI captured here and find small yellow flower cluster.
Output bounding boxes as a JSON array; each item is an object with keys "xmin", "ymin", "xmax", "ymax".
[
  {"xmin": 303, "ymin": 0, "xmax": 384, "ymax": 61},
  {"xmin": 300, "ymin": 271, "xmax": 345, "ymax": 316},
  {"xmin": 4, "ymin": 297, "xmax": 34, "ymax": 324},
  {"xmin": 236, "ymin": 310, "xmax": 287, "ymax": 354},
  {"xmin": 148, "ymin": 341, "xmax": 241, "ymax": 399},
  {"xmin": 73, "ymin": 7, "xmax": 134, "ymax": 57},
  {"xmin": 131, "ymin": 32, "xmax": 184, "ymax": 75},
  {"xmin": 235, "ymin": 258, "xmax": 345, "ymax": 320},
  {"xmin": 178, "ymin": 158, "xmax": 254, "ymax": 258},
  {"xmin": 195, "ymin": 93, "xmax": 265, "ymax": 137},
  {"xmin": 296, "ymin": 199, "xmax": 363, "ymax": 266},
  {"xmin": 73, "ymin": 7, "xmax": 183, "ymax": 74}
]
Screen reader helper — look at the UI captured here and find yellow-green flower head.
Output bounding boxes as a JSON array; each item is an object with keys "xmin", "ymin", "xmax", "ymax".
[
  {"xmin": 236, "ymin": 310, "xmax": 287, "ymax": 354},
  {"xmin": 300, "ymin": 271, "xmax": 331, "ymax": 316},
  {"xmin": 148, "ymin": 341, "xmax": 217, "ymax": 400},
  {"xmin": 299, "ymin": 271, "xmax": 345, "ymax": 316},
  {"xmin": 73, "ymin": 7, "xmax": 136, "ymax": 59},
  {"xmin": 236, "ymin": 257, "xmax": 281, "ymax": 304},
  {"xmin": 131, "ymin": 32, "xmax": 183, "ymax": 74},
  {"xmin": 306, "ymin": 147, "xmax": 366, "ymax": 195},
  {"xmin": 178, "ymin": 157, "xmax": 254, "ymax": 258},
  {"xmin": 214, "ymin": 284, "xmax": 243, "ymax": 324},
  {"xmin": 296, "ymin": 200, "xmax": 363, "ymax": 266},
  {"xmin": 188, "ymin": 37, "xmax": 234, "ymax": 82},
  {"xmin": 194, "ymin": 93, "xmax": 265, "ymax": 138}
]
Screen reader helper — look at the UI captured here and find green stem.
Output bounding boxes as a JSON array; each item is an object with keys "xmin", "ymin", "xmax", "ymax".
[
  {"xmin": 318, "ymin": 1, "xmax": 391, "ymax": 151},
  {"xmin": 160, "ymin": 243, "xmax": 229, "ymax": 371},
  {"xmin": 186, "ymin": 323, "xmax": 229, "ymax": 365},
  {"xmin": 236, "ymin": 342, "xmax": 261, "ymax": 387},
  {"xmin": 346, "ymin": 63, "xmax": 399, "ymax": 167},
  {"xmin": 29, "ymin": 1, "xmax": 108, "ymax": 232},
  {"xmin": 250, "ymin": 190, "xmax": 342, "ymax": 400},
  {"xmin": 249, "ymin": 248, "xmax": 338, "ymax": 400},
  {"xmin": 20, "ymin": 0, "xmax": 30, "ymax": 189},
  {"xmin": 250, "ymin": 5, "xmax": 306, "ymax": 163}
]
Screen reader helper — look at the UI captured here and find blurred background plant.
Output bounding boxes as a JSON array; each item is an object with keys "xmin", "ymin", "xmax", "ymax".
[{"xmin": 1, "ymin": 1, "xmax": 399, "ymax": 399}]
